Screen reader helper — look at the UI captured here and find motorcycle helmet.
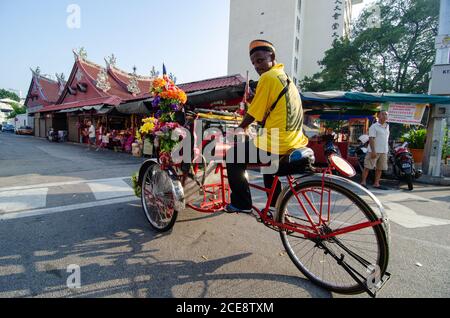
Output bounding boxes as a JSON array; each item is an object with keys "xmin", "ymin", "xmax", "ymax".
[{"xmin": 358, "ymin": 134, "xmax": 370, "ymax": 144}]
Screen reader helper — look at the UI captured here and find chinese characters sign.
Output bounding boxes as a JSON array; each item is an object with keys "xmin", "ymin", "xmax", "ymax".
[{"xmin": 332, "ymin": 0, "xmax": 343, "ymax": 39}]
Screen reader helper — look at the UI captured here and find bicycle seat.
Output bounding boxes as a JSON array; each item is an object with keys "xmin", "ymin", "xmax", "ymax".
[{"xmin": 273, "ymin": 147, "xmax": 316, "ymax": 176}]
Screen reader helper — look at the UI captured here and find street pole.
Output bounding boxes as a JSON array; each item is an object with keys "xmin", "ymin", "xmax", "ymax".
[{"xmin": 423, "ymin": 0, "xmax": 450, "ymax": 177}]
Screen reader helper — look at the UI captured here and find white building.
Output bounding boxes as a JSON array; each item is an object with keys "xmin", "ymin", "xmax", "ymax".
[
  {"xmin": 0, "ymin": 100, "xmax": 14, "ymax": 125},
  {"xmin": 228, "ymin": 0, "xmax": 357, "ymax": 84}
]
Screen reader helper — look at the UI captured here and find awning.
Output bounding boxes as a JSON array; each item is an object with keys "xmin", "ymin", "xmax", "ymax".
[
  {"xmin": 301, "ymin": 91, "xmax": 450, "ymax": 105},
  {"xmin": 40, "ymin": 96, "xmax": 122, "ymax": 113},
  {"xmin": 116, "ymin": 99, "xmax": 153, "ymax": 115},
  {"xmin": 58, "ymin": 105, "xmax": 113, "ymax": 114}
]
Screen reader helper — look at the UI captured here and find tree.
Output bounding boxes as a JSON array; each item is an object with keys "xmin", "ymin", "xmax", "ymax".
[
  {"xmin": 299, "ymin": 0, "xmax": 440, "ymax": 93},
  {"xmin": 0, "ymin": 89, "xmax": 20, "ymax": 102},
  {"xmin": 7, "ymin": 102, "xmax": 27, "ymax": 119}
]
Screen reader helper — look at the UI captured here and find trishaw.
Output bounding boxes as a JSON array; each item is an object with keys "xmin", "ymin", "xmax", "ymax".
[{"xmin": 137, "ymin": 109, "xmax": 391, "ymax": 298}]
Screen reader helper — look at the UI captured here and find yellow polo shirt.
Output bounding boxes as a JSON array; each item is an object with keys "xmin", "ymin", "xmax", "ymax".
[{"xmin": 247, "ymin": 64, "xmax": 308, "ymax": 155}]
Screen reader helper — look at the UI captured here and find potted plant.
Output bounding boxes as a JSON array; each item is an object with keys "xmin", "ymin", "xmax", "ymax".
[{"xmin": 402, "ymin": 129, "xmax": 426, "ymax": 163}]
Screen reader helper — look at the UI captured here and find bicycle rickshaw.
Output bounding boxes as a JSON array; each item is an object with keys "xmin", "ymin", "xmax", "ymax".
[{"xmin": 137, "ymin": 109, "xmax": 391, "ymax": 298}]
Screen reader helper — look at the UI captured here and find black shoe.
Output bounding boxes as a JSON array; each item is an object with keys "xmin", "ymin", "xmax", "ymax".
[{"xmin": 224, "ymin": 204, "xmax": 252, "ymax": 214}]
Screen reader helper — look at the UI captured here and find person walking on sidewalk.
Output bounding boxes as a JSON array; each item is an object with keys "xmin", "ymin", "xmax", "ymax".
[
  {"xmin": 361, "ymin": 111, "xmax": 390, "ymax": 190},
  {"xmin": 87, "ymin": 120, "xmax": 98, "ymax": 151}
]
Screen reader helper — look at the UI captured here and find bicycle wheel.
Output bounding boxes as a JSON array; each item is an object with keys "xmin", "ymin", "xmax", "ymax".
[
  {"xmin": 141, "ymin": 164, "xmax": 178, "ymax": 232},
  {"xmin": 278, "ymin": 180, "xmax": 389, "ymax": 295},
  {"xmin": 406, "ymin": 174, "xmax": 414, "ymax": 191}
]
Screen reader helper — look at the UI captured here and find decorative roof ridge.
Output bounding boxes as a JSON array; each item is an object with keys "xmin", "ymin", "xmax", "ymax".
[
  {"xmin": 30, "ymin": 67, "xmax": 59, "ymax": 84},
  {"xmin": 78, "ymin": 57, "xmax": 106, "ymax": 71},
  {"xmin": 109, "ymin": 64, "xmax": 154, "ymax": 81}
]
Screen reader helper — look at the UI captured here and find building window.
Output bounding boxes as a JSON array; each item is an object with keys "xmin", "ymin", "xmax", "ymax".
[
  {"xmin": 298, "ymin": 0, "xmax": 302, "ymax": 14},
  {"xmin": 295, "ymin": 37, "xmax": 299, "ymax": 52},
  {"xmin": 297, "ymin": 17, "xmax": 301, "ymax": 33},
  {"xmin": 294, "ymin": 57, "xmax": 298, "ymax": 73},
  {"xmin": 293, "ymin": 77, "xmax": 298, "ymax": 85}
]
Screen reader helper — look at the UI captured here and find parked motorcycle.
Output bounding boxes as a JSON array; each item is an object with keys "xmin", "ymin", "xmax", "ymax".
[
  {"xmin": 48, "ymin": 129, "xmax": 59, "ymax": 142},
  {"xmin": 47, "ymin": 129, "xmax": 68, "ymax": 142},
  {"xmin": 389, "ymin": 142, "xmax": 422, "ymax": 191}
]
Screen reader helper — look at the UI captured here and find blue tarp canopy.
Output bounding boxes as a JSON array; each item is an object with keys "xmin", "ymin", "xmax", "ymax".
[{"xmin": 301, "ymin": 91, "xmax": 450, "ymax": 105}]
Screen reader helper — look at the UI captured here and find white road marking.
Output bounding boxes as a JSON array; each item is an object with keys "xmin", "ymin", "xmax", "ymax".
[
  {"xmin": 383, "ymin": 202, "xmax": 450, "ymax": 229},
  {"xmin": 0, "ymin": 188, "xmax": 48, "ymax": 213},
  {"xmin": 0, "ymin": 177, "xmax": 131, "ymax": 192},
  {"xmin": 369, "ymin": 190, "xmax": 450, "ymax": 228},
  {"xmin": 0, "ymin": 196, "xmax": 139, "ymax": 221},
  {"xmin": 87, "ymin": 179, "xmax": 134, "ymax": 201},
  {"xmin": 371, "ymin": 190, "xmax": 446, "ymax": 205}
]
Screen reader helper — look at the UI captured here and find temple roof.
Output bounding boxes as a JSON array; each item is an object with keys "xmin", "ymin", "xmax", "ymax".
[
  {"xmin": 178, "ymin": 74, "xmax": 246, "ymax": 93},
  {"xmin": 54, "ymin": 53, "xmax": 154, "ymax": 109},
  {"xmin": 25, "ymin": 69, "xmax": 64, "ymax": 109},
  {"xmin": 33, "ymin": 49, "xmax": 248, "ymax": 113}
]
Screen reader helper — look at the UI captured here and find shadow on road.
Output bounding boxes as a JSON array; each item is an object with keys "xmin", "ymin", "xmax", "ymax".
[{"xmin": 0, "ymin": 204, "xmax": 331, "ymax": 298}]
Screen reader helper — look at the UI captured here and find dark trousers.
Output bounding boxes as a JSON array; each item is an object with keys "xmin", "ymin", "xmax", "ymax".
[{"xmin": 225, "ymin": 138, "xmax": 282, "ymax": 210}]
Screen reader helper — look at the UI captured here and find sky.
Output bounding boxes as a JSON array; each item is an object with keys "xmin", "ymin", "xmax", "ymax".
[
  {"xmin": 0, "ymin": 0, "xmax": 231, "ymax": 98},
  {"xmin": 0, "ymin": 0, "xmax": 377, "ymax": 99}
]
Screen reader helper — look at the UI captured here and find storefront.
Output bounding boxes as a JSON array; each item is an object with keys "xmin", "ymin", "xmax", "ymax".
[{"xmin": 301, "ymin": 91, "xmax": 450, "ymax": 167}]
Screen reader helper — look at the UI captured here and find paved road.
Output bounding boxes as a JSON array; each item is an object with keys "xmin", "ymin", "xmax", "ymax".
[{"xmin": 0, "ymin": 132, "xmax": 449, "ymax": 298}]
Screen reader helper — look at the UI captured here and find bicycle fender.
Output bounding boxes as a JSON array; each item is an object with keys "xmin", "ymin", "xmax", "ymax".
[
  {"xmin": 138, "ymin": 160, "xmax": 185, "ymax": 212},
  {"xmin": 276, "ymin": 173, "xmax": 391, "ymax": 243},
  {"xmin": 166, "ymin": 167, "xmax": 186, "ymax": 212},
  {"xmin": 138, "ymin": 159, "xmax": 158, "ymax": 186}
]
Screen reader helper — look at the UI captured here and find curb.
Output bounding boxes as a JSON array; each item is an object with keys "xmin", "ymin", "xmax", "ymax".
[{"xmin": 416, "ymin": 175, "xmax": 450, "ymax": 186}]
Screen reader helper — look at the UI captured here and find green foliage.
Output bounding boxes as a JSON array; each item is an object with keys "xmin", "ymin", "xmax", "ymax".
[
  {"xmin": 322, "ymin": 120, "xmax": 345, "ymax": 132},
  {"xmin": 7, "ymin": 102, "xmax": 27, "ymax": 119},
  {"xmin": 0, "ymin": 89, "xmax": 20, "ymax": 102},
  {"xmin": 443, "ymin": 127, "xmax": 449, "ymax": 160},
  {"xmin": 389, "ymin": 123, "xmax": 412, "ymax": 142},
  {"xmin": 402, "ymin": 129, "xmax": 427, "ymax": 149},
  {"xmin": 131, "ymin": 171, "xmax": 142, "ymax": 198},
  {"xmin": 299, "ymin": 0, "xmax": 439, "ymax": 93},
  {"xmin": 7, "ymin": 103, "xmax": 27, "ymax": 118}
]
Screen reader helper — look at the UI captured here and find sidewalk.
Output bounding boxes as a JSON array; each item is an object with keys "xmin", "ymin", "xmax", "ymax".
[
  {"xmin": 416, "ymin": 174, "xmax": 450, "ymax": 186},
  {"xmin": 414, "ymin": 163, "xmax": 450, "ymax": 186}
]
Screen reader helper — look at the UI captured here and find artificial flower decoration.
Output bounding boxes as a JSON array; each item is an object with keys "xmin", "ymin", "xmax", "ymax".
[
  {"xmin": 150, "ymin": 75, "xmax": 187, "ymax": 122},
  {"xmin": 138, "ymin": 74, "xmax": 188, "ymax": 165}
]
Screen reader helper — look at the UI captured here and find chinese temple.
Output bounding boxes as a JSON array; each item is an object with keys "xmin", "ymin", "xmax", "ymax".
[
  {"xmin": 24, "ymin": 48, "xmax": 247, "ymax": 149},
  {"xmin": 25, "ymin": 67, "xmax": 65, "ymax": 137}
]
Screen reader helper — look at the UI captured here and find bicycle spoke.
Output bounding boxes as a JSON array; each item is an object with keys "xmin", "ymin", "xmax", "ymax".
[{"xmin": 280, "ymin": 180, "xmax": 387, "ymax": 294}]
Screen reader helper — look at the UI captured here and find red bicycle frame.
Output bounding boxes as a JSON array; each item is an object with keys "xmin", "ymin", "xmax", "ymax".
[{"xmin": 185, "ymin": 163, "xmax": 383, "ymax": 240}]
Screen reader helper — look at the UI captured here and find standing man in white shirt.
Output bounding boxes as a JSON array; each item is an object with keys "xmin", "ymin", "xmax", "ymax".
[
  {"xmin": 87, "ymin": 120, "xmax": 97, "ymax": 151},
  {"xmin": 361, "ymin": 111, "xmax": 390, "ymax": 190}
]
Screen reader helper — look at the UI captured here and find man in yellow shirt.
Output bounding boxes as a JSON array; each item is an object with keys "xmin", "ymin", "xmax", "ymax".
[{"xmin": 225, "ymin": 40, "xmax": 308, "ymax": 213}]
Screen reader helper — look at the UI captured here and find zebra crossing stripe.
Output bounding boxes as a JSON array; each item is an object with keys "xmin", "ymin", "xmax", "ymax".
[{"xmin": 0, "ymin": 196, "xmax": 139, "ymax": 221}]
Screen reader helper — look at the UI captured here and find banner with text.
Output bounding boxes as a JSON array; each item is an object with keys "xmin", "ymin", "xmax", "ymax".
[{"xmin": 385, "ymin": 103, "xmax": 427, "ymax": 125}]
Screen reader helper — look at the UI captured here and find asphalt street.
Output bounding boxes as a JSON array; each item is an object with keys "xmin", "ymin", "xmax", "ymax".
[{"xmin": 0, "ymin": 132, "xmax": 449, "ymax": 298}]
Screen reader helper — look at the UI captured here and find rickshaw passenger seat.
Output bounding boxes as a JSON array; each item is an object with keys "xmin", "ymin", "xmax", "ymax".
[
  {"xmin": 288, "ymin": 148, "xmax": 315, "ymax": 165},
  {"xmin": 274, "ymin": 147, "xmax": 316, "ymax": 176}
]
